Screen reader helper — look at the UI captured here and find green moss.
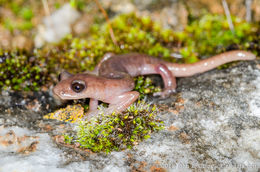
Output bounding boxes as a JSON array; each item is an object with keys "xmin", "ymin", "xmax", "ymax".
[
  {"xmin": 0, "ymin": 51, "xmax": 49, "ymax": 91},
  {"xmin": 64, "ymin": 134, "xmax": 73, "ymax": 144},
  {"xmin": 20, "ymin": 7, "xmax": 34, "ymax": 20},
  {"xmin": 3, "ymin": 16, "xmax": 33, "ymax": 32},
  {"xmin": 176, "ymin": 14, "xmax": 259, "ymax": 61},
  {"xmin": 75, "ymin": 100, "xmax": 164, "ymax": 153},
  {"xmin": 69, "ymin": 0, "xmax": 86, "ymax": 10},
  {"xmin": 1, "ymin": 2, "xmax": 35, "ymax": 32},
  {"xmin": 134, "ymin": 76, "xmax": 161, "ymax": 99}
]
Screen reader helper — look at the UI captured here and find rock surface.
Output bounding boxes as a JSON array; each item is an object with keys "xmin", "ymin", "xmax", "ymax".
[{"xmin": 0, "ymin": 60, "xmax": 260, "ymax": 171}]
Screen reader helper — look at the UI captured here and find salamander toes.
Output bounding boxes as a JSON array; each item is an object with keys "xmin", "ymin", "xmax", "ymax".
[{"xmin": 153, "ymin": 88, "xmax": 176, "ymax": 99}]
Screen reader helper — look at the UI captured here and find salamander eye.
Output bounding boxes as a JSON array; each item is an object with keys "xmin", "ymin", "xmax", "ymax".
[{"xmin": 71, "ymin": 81, "xmax": 86, "ymax": 93}]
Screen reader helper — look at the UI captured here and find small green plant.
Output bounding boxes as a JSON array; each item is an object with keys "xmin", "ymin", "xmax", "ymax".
[
  {"xmin": 63, "ymin": 134, "xmax": 73, "ymax": 144},
  {"xmin": 75, "ymin": 100, "xmax": 164, "ymax": 153}
]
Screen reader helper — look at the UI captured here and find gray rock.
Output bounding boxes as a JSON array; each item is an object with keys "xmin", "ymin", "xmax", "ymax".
[{"xmin": 0, "ymin": 60, "xmax": 259, "ymax": 171}]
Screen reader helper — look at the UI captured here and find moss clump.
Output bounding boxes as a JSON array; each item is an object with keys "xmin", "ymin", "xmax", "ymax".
[
  {"xmin": 0, "ymin": 51, "xmax": 49, "ymax": 91},
  {"xmin": 134, "ymin": 76, "xmax": 161, "ymax": 99},
  {"xmin": 1, "ymin": 2, "xmax": 35, "ymax": 32},
  {"xmin": 176, "ymin": 14, "xmax": 259, "ymax": 62},
  {"xmin": 63, "ymin": 134, "xmax": 73, "ymax": 144},
  {"xmin": 75, "ymin": 100, "xmax": 164, "ymax": 153}
]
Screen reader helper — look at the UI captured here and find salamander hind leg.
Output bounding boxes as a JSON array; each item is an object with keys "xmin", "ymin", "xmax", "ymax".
[
  {"xmin": 142, "ymin": 63, "xmax": 176, "ymax": 98},
  {"xmin": 92, "ymin": 53, "xmax": 115, "ymax": 74}
]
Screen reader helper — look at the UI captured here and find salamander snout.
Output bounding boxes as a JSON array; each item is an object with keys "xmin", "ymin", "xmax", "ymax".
[{"xmin": 52, "ymin": 84, "xmax": 63, "ymax": 99}]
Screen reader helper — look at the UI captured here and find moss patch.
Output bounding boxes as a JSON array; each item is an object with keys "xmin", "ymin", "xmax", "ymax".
[
  {"xmin": 75, "ymin": 101, "xmax": 164, "ymax": 153},
  {"xmin": 49, "ymin": 101, "xmax": 164, "ymax": 153},
  {"xmin": 176, "ymin": 14, "xmax": 259, "ymax": 62},
  {"xmin": 0, "ymin": 51, "xmax": 49, "ymax": 91},
  {"xmin": 134, "ymin": 76, "xmax": 161, "ymax": 98}
]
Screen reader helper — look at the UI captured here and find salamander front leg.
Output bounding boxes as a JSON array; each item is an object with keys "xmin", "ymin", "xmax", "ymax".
[
  {"xmin": 84, "ymin": 98, "xmax": 99, "ymax": 117},
  {"xmin": 89, "ymin": 98, "xmax": 98, "ymax": 111},
  {"xmin": 84, "ymin": 91, "xmax": 139, "ymax": 120}
]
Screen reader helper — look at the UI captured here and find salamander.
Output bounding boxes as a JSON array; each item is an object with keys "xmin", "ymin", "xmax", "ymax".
[{"xmin": 52, "ymin": 50, "xmax": 256, "ymax": 118}]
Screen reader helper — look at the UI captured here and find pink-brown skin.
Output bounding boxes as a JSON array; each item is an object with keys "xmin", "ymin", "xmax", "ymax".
[{"xmin": 53, "ymin": 50, "xmax": 256, "ymax": 119}]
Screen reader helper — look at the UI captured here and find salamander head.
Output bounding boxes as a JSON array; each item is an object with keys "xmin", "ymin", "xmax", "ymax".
[{"xmin": 53, "ymin": 71, "xmax": 89, "ymax": 100}]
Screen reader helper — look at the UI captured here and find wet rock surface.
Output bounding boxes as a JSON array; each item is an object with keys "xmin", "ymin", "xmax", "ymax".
[{"xmin": 0, "ymin": 60, "xmax": 260, "ymax": 171}]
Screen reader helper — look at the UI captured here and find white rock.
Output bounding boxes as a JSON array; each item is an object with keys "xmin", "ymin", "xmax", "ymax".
[{"xmin": 34, "ymin": 3, "xmax": 80, "ymax": 48}]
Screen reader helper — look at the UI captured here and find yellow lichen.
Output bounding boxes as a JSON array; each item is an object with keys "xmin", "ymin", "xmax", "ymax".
[{"xmin": 44, "ymin": 104, "xmax": 84, "ymax": 123}]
